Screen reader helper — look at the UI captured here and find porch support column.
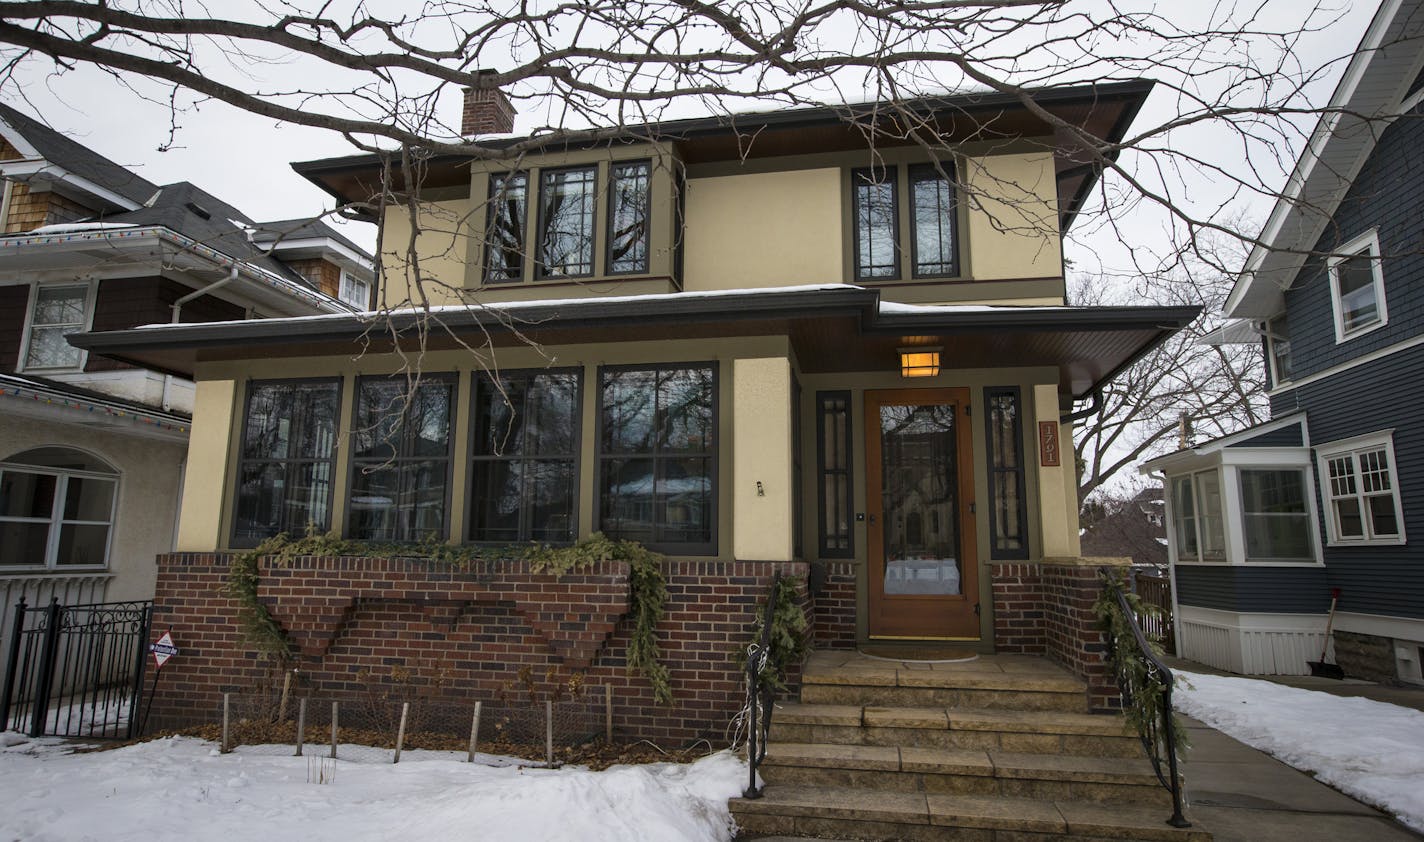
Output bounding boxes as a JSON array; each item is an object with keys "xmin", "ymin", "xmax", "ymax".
[
  {"xmin": 176, "ymin": 378, "xmax": 238, "ymax": 551},
  {"xmin": 732, "ymin": 357, "xmax": 794, "ymax": 562},
  {"xmin": 1032, "ymin": 384, "xmax": 1081, "ymax": 558}
]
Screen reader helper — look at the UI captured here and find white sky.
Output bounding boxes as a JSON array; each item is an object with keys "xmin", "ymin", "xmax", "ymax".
[{"xmin": 0, "ymin": 1, "xmax": 1380, "ymax": 272}]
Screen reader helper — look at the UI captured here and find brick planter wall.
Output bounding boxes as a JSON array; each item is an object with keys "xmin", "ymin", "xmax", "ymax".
[
  {"xmin": 810, "ymin": 561, "xmax": 858, "ymax": 649},
  {"xmin": 148, "ymin": 553, "xmax": 806, "ymax": 745},
  {"xmin": 990, "ymin": 559, "xmax": 1124, "ymax": 712}
]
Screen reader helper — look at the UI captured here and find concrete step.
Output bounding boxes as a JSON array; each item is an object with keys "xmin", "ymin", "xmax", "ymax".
[
  {"xmin": 769, "ymin": 703, "xmax": 1144, "ymax": 758},
  {"xmin": 800, "ymin": 655, "xmax": 1089, "ymax": 712},
  {"xmin": 730, "ymin": 785, "xmax": 1207, "ymax": 841},
  {"xmin": 760, "ymin": 743, "xmax": 1171, "ymax": 806}
]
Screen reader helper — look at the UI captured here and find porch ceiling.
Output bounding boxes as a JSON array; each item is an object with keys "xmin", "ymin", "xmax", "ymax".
[{"xmin": 69, "ymin": 285, "xmax": 1196, "ymax": 401}]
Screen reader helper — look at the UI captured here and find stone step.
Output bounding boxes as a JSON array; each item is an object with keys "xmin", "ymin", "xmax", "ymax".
[
  {"xmin": 730, "ymin": 785, "xmax": 1207, "ymax": 842},
  {"xmin": 800, "ymin": 669, "xmax": 1088, "ymax": 712},
  {"xmin": 769, "ymin": 703, "xmax": 1144, "ymax": 758},
  {"xmin": 759, "ymin": 743, "xmax": 1171, "ymax": 806}
]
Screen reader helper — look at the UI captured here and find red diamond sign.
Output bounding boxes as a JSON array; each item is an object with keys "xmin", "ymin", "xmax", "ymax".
[{"xmin": 149, "ymin": 630, "xmax": 179, "ymax": 668}]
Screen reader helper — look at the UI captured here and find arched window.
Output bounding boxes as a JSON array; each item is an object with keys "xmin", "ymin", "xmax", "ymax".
[{"xmin": 0, "ymin": 447, "xmax": 118, "ymax": 569}]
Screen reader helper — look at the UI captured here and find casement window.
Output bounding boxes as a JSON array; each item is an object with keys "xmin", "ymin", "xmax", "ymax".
[
  {"xmin": 1316, "ymin": 432, "xmax": 1405, "ymax": 545},
  {"xmin": 469, "ymin": 370, "xmax": 582, "ymax": 543},
  {"xmin": 538, "ymin": 166, "xmax": 598, "ymax": 278},
  {"xmin": 484, "ymin": 171, "xmax": 529, "ymax": 283},
  {"xmin": 232, "ymin": 379, "xmax": 341, "ymax": 546},
  {"xmin": 23, "ymin": 284, "xmax": 90, "ymax": 371},
  {"xmin": 1265, "ymin": 314, "xmax": 1292, "ymax": 384},
  {"xmin": 597, "ymin": 363, "xmax": 717, "ymax": 555},
  {"xmin": 0, "ymin": 448, "xmax": 117, "ymax": 569},
  {"xmin": 347, "ymin": 375, "xmax": 456, "ymax": 542},
  {"xmin": 338, "ymin": 271, "xmax": 371, "ymax": 310},
  {"xmin": 607, "ymin": 161, "xmax": 651, "ymax": 275},
  {"xmin": 850, "ymin": 162, "xmax": 959, "ymax": 282},
  {"xmin": 816, "ymin": 391, "xmax": 854, "ymax": 558},
  {"xmin": 1170, "ymin": 470, "xmax": 1227, "ymax": 562},
  {"xmin": 1328, "ymin": 229, "xmax": 1387, "ymax": 342},
  {"xmin": 985, "ymin": 387, "xmax": 1028, "ymax": 559},
  {"xmin": 1238, "ymin": 468, "xmax": 1313, "ymax": 561}
]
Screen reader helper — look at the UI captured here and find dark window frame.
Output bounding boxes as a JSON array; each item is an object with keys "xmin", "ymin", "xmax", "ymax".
[
  {"xmin": 594, "ymin": 361, "xmax": 719, "ymax": 556},
  {"xmin": 344, "ymin": 372, "xmax": 458, "ymax": 543},
  {"xmin": 985, "ymin": 386, "xmax": 1029, "ymax": 560},
  {"xmin": 535, "ymin": 164, "xmax": 599, "ymax": 280},
  {"xmin": 230, "ymin": 377, "xmax": 344, "ymax": 549},
  {"xmin": 467, "ymin": 367, "xmax": 585, "ymax": 545},
  {"xmin": 605, "ymin": 159, "xmax": 652, "ymax": 276},
  {"xmin": 908, "ymin": 161, "xmax": 960, "ymax": 279},
  {"xmin": 815, "ymin": 390, "xmax": 855, "ymax": 559},
  {"xmin": 484, "ymin": 170, "xmax": 529, "ymax": 284},
  {"xmin": 792, "ymin": 375, "xmax": 804, "ymax": 559},
  {"xmin": 851, "ymin": 166, "xmax": 900, "ymax": 281}
]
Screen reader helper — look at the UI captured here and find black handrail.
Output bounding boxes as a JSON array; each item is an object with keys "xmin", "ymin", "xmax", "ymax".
[
  {"xmin": 1102, "ymin": 571, "xmax": 1190, "ymax": 829},
  {"xmin": 742, "ymin": 572, "xmax": 780, "ymax": 799}
]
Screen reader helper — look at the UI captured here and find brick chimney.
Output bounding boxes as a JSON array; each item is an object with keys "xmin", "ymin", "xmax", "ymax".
[{"xmin": 462, "ymin": 72, "xmax": 516, "ymax": 136}]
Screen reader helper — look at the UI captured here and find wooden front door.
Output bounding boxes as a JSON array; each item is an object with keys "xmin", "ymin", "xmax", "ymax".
[{"xmin": 865, "ymin": 388, "xmax": 979, "ymax": 639}]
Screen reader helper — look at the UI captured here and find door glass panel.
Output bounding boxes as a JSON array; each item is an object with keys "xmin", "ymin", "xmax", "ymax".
[{"xmin": 879, "ymin": 404, "xmax": 960, "ymax": 595}]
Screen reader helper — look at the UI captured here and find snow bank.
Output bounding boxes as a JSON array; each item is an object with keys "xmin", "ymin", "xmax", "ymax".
[
  {"xmin": 1175, "ymin": 670, "xmax": 1424, "ymax": 832},
  {"xmin": 0, "ymin": 736, "xmax": 746, "ymax": 841}
]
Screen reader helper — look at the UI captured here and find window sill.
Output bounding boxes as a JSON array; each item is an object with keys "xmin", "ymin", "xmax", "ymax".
[
  {"xmin": 0, "ymin": 567, "xmax": 112, "ymax": 575},
  {"xmin": 1324, "ymin": 537, "xmax": 1406, "ymax": 548},
  {"xmin": 1335, "ymin": 319, "xmax": 1387, "ymax": 344}
]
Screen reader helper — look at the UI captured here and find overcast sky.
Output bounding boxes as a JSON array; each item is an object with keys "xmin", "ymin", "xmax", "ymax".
[{"xmin": 0, "ymin": 1, "xmax": 1380, "ymax": 272}]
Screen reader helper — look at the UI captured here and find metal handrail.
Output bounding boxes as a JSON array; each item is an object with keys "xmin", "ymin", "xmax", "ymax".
[
  {"xmin": 1102, "ymin": 571, "xmax": 1190, "ymax": 829},
  {"xmin": 742, "ymin": 572, "xmax": 780, "ymax": 799}
]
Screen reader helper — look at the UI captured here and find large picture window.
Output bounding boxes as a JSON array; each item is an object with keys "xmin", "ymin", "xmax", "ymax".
[
  {"xmin": 348, "ymin": 375, "xmax": 455, "ymax": 542},
  {"xmin": 469, "ymin": 370, "xmax": 582, "ymax": 543},
  {"xmin": 1317, "ymin": 433, "xmax": 1405, "ymax": 545},
  {"xmin": 0, "ymin": 448, "xmax": 117, "ymax": 569},
  {"xmin": 233, "ymin": 380, "xmax": 341, "ymax": 546},
  {"xmin": 24, "ymin": 284, "xmax": 90, "ymax": 370},
  {"xmin": 598, "ymin": 364, "xmax": 716, "ymax": 554},
  {"xmin": 1239, "ymin": 468, "xmax": 1313, "ymax": 561},
  {"xmin": 816, "ymin": 391, "xmax": 854, "ymax": 558},
  {"xmin": 985, "ymin": 387, "xmax": 1028, "ymax": 559}
]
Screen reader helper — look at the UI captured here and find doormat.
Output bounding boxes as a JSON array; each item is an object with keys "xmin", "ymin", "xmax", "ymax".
[{"xmin": 857, "ymin": 643, "xmax": 980, "ymax": 663}]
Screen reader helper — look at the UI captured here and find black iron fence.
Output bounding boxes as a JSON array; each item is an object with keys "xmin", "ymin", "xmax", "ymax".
[{"xmin": 1, "ymin": 597, "xmax": 153, "ymax": 739}]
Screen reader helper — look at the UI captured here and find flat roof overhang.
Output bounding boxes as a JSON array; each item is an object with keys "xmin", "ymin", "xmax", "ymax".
[{"xmin": 69, "ymin": 286, "xmax": 1197, "ymax": 402}]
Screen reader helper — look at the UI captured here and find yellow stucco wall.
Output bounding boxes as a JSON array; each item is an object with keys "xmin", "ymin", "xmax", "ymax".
[
  {"xmin": 682, "ymin": 168, "xmax": 843, "ymax": 290},
  {"xmin": 962, "ymin": 152, "xmax": 1061, "ymax": 281},
  {"xmin": 732, "ymin": 357, "xmax": 795, "ymax": 562},
  {"xmin": 379, "ymin": 199, "xmax": 477, "ymax": 309},
  {"xmin": 1032, "ymin": 383, "xmax": 1080, "ymax": 557},
  {"xmin": 176, "ymin": 379, "xmax": 237, "ymax": 552}
]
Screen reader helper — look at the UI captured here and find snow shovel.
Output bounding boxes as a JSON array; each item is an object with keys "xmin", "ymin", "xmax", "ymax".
[{"xmin": 1308, "ymin": 588, "xmax": 1345, "ymax": 679}]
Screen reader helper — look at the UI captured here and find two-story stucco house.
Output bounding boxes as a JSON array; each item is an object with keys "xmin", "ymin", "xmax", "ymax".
[
  {"xmin": 1144, "ymin": 0, "xmax": 1424, "ymax": 685},
  {"xmin": 72, "ymin": 81, "xmax": 1197, "ymax": 745},
  {"xmin": 0, "ymin": 103, "xmax": 373, "ymax": 643}
]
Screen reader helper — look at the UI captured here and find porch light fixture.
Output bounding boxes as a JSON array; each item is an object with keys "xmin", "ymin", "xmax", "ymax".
[{"xmin": 899, "ymin": 347, "xmax": 941, "ymax": 378}]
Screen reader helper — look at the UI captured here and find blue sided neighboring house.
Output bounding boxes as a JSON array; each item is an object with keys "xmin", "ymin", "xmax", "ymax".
[{"xmin": 1142, "ymin": 0, "xmax": 1424, "ymax": 685}]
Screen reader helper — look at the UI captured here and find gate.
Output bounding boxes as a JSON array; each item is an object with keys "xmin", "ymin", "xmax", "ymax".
[
  {"xmin": 1, "ymin": 597, "xmax": 153, "ymax": 739},
  {"xmin": 1131, "ymin": 570, "xmax": 1176, "ymax": 652}
]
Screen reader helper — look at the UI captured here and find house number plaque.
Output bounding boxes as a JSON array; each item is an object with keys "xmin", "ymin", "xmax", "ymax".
[{"xmin": 1038, "ymin": 421, "xmax": 1061, "ymax": 467}]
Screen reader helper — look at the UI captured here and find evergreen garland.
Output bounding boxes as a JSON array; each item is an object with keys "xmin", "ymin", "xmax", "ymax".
[{"xmin": 744, "ymin": 574, "xmax": 809, "ymax": 691}]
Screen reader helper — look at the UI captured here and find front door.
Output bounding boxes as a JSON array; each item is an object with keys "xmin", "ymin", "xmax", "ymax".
[{"xmin": 865, "ymin": 388, "xmax": 979, "ymax": 639}]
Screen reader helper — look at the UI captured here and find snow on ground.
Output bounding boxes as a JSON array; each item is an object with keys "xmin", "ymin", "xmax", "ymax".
[
  {"xmin": 0, "ymin": 733, "xmax": 746, "ymax": 842},
  {"xmin": 1175, "ymin": 670, "xmax": 1424, "ymax": 832}
]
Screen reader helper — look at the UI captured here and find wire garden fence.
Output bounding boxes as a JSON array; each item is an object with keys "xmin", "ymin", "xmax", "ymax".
[{"xmin": 208, "ymin": 676, "xmax": 615, "ymax": 767}]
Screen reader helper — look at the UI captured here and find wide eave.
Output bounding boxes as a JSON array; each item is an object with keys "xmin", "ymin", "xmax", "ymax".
[{"xmin": 70, "ymin": 286, "xmax": 1196, "ymax": 401}]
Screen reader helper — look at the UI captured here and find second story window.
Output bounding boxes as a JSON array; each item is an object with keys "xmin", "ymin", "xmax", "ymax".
[
  {"xmin": 538, "ymin": 166, "xmax": 597, "ymax": 277},
  {"xmin": 485, "ymin": 171, "xmax": 529, "ymax": 284},
  {"xmin": 1328, "ymin": 230, "xmax": 1387, "ymax": 342},
  {"xmin": 1265, "ymin": 314, "xmax": 1292, "ymax": 384},
  {"xmin": 338, "ymin": 271, "xmax": 371, "ymax": 309},
  {"xmin": 850, "ymin": 162, "xmax": 959, "ymax": 282},
  {"xmin": 24, "ymin": 284, "xmax": 90, "ymax": 371},
  {"xmin": 607, "ymin": 161, "xmax": 651, "ymax": 275}
]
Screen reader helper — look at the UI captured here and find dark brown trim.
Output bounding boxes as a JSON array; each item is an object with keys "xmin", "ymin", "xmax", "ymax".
[
  {"xmin": 816, "ymin": 390, "xmax": 855, "ymax": 559},
  {"xmin": 856, "ymin": 275, "xmax": 1064, "ymax": 289},
  {"xmin": 984, "ymin": 386, "xmax": 1029, "ymax": 561},
  {"xmin": 535, "ymin": 164, "xmax": 599, "ymax": 280}
]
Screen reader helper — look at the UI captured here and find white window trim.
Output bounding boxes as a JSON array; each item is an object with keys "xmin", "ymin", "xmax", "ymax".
[
  {"xmin": 0, "ymin": 462, "xmax": 118, "ymax": 572},
  {"xmin": 17, "ymin": 280, "xmax": 97, "ymax": 374},
  {"xmin": 337, "ymin": 269, "xmax": 370, "ymax": 310},
  {"xmin": 1263, "ymin": 314, "xmax": 1292, "ymax": 386},
  {"xmin": 1315, "ymin": 430, "xmax": 1406, "ymax": 547},
  {"xmin": 1327, "ymin": 228, "xmax": 1388, "ymax": 344}
]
